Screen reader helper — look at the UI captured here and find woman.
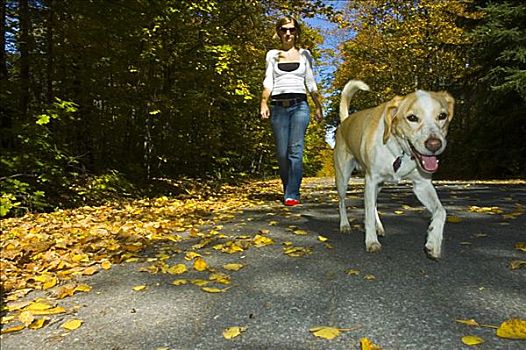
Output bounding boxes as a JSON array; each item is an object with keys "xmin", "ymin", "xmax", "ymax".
[{"xmin": 260, "ymin": 16, "xmax": 323, "ymax": 206}]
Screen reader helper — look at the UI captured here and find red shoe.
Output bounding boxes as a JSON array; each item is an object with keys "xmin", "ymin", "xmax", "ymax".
[{"xmin": 284, "ymin": 198, "xmax": 300, "ymax": 206}]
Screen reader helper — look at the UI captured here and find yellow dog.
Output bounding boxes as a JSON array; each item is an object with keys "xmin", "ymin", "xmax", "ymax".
[{"xmin": 334, "ymin": 80, "xmax": 455, "ymax": 259}]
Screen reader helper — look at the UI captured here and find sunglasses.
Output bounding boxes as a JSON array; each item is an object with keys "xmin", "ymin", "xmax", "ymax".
[{"xmin": 279, "ymin": 27, "xmax": 297, "ymax": 34}]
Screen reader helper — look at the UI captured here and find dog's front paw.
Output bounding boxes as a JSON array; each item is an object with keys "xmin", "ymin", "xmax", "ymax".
[
  {"xmin": 424, "ymin": 243, "xmax": 441, "ymax": 260},
  {"xmin": 366, "ymin": 241, "xmax": 382, "ymax": 253},
  {"xmin": 340, "ymin": 224, "xmax": 352, "ymax": 234}
]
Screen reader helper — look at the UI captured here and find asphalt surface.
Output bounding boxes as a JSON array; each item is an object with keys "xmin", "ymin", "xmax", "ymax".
[{"xmin": 1, "ymin": 178, "xmax": 525, "ymax": 350}]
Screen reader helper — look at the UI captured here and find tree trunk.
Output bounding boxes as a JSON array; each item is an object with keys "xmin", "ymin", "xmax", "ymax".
[
  {"xmin": 19, "ymin": 0, "xmax": 30, "ymax": 118},
  {"xmin": 0, "ymin": 0, "xmax": 8, "ymax": 80},
  {"xmin": 46, "ymin": 0, "xmax": 53, "ymax": 103}
]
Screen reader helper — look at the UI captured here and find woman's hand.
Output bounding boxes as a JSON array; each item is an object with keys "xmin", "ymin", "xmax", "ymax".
[
  {"xmin": 260, "ymin": 103, "xmax": 270, "ymax": 120},
  {"xmin": 314, "ymin": 105, "xmax": 323, "ymax": 122}
]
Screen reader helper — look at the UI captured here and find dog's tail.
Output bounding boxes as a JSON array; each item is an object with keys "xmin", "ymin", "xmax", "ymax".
[{"xmin": 339, "ymin": 80, "xmax": 370, "ymax": 122}]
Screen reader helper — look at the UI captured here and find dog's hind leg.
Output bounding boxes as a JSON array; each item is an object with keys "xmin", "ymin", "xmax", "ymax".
[
  {"xmin": 334, "ymin": 148, "xmax": 355, "ymax": 234},
  {"xmin": 374, "ymin": 184, "xmax": 385, "ymax": 236},
  {"xmin": 364, "ymin": 175, "xmax": 382, "ymax": 252},
  {"xmin": 410, "ymin": 174, "xmax": 446, "ymax": 259}
]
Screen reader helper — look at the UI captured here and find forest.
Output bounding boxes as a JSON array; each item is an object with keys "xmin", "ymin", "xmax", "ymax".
[{"xmin": 1, "ymin": 0, "xmax": 525, "ymax": 216}]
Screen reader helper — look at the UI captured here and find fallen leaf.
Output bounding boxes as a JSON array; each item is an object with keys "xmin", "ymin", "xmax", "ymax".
[
  {"xmin": 0, "ymin": 325, "xmax": 25, "ymax": 334},
  {"xmin": 209, "ymin": 272, "xmax": 231, "ymax": 285},
  {"xmin": 193, "ymin": 257, "xmax": 208, "ymax": 271},
  {"xmin": 318, "ymin": 235, "xmax": 329, "ymax": 242},
  {"xmin": 461, "ymin": 335, "xmax": 484, "ymax": 345},
  {"xmin": 253, "ymin": 234, "xmax": 274, "ymax": 247},
  {"xmin": 101, "ymin": 260, "xmax": 112, "ymax": 270},
  {"xmin": 283, "ymin": 246, "xmax": 312, "ymax": 257},
  {"xmin": 30, "ymin": 306, "xmax": 66, "ymax": 315},
  {"xmin": 509, "ymin": 260, "xmax": 526, "ymax": 270},
  {"xmin": 223, "ymin": 326, "xmax": 246, "ymax": 339},
  {"xmin": 496, "ymin": 319, "xmax": 526, "ymax": 340},
  {"xmin": 42, "ymin": 277, "xmax": 58, "ymax": 290},
  {"xmin": 191, "ymin": 279, "xmax": 209, "ymax": 286},
  {"xmin": 23, "ymin": 301, "xmax": 53, "ymax": 312},
  {"xmin": 132, "ymin": 285, "xmax": 147, "ymax": 291},
  {"xmin": 223, "ymin": 263, "xmax": 244, "ymax": 271},
  {"xmin": 309, "ymin": 326, "xmax": 341, "ymax": 340},
  {"xmin": 293, "ymin": 229, "xmax": 308, "ymax": 235},
  {"xmin": 74, "ymin": 284, "xmax": 92, "ymax": 293},
  {"xmin": 28, "ymin": 318, "xmax": 47, "ymax": 330},
  {"xmin": 346, "ymin": 269, "xmax": 360, "ymax": 276},
  {"xmin": 447, "ymin": 216, "xmax": 462, "ymax": 223},
  {"xmin": 456, "ymin": 319, "xmax": 480, "ymax": 327},
  {"xmin": 201, "ymin": 286, "xmax": 228, "ymax": 293},
  {"xmin": 360, "ymin": 337, "xmax": 382, "ymax": 350},
  {"xmin": 363, "ymin": 274, "xmax": 376, "ymax": 280},
  {"xmin": 18, "ymin": 310, "xmax": 35, "ymax": 326},
  {"xmin": 167, "ymin": 264, "xmax": 188, "ymax": 275},
  {"xmin": 61, "ymin": 319, "xmax": 83, "ymax": 331},
  {"xmin": 171, "ymin": 279, "xmax": 188, "ymax": 286},
  {"xmin": 515, "ymin": 242, "xmax": 526, "ymax": 252}
]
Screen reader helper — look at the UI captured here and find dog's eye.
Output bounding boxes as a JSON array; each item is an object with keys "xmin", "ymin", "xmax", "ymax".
[
  {"xmin": 407, "ymin": 114, "xmax": 419, "ymax": 122},
  {"xmin": 438, "ymin": 112, "xmax": 448, "ymax": 120}
]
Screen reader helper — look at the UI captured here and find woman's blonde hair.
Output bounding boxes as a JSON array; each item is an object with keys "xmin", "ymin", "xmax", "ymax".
[{"xmin": 274, "ymin": 16, "xmax": 301, "ymax": 42}]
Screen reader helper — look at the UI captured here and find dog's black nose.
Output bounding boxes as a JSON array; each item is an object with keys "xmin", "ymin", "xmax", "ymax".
[{"xmin": 425, "ymin": 137, "xmax": 442, "ymax": 152}]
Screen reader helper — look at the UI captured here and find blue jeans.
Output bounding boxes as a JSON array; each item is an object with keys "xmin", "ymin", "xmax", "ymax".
[{"xmin": 270, "ymin": 101, "xmax": 310, "ymax": 200}]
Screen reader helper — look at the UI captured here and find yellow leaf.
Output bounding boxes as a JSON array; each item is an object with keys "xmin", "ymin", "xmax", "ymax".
[
  {"xmin": 515, "ymin": 242, "xmax": 526, "ymax": 252},
  {"xmin": 461, "ymin": 335, "xmax": 484, "ymax": 345},
  {"xmin": 18, "ymin": 310, "xmax": 35, "ymax": 326},
  {"xmin": 30, "ymin": 306, "xmax": 66, "ymax": 315},
  {"xmin": 61, "ymin": 319, "xmax": 83, "ymax": 331},
  {"xmin": 1, "ymin": 325, "xmax": 25, "ymax": 334},
  {"xmin": 283, "ymin": 246, "xmax": 312, "ymax": 257},
  {"xmin": 223, "ymin": 263, "xmax": 244, "ymax": 271},
  {"xmin": 223, "ymin": 326, "xmax": 246, "ymax": 339},
  {"xmin": 1, "ymin": 315, "xmax": 16, "ymax": 324},
  {"xmin": 346, "ymin": 269, "xmax": 360, "ymax": 276},
  {"xmin": 394, "ymin": 210, "xmax": 404, "ymax": 215},
  {"xmin": 42, "ymin": 276, "xmax": 58, "ymax": 290},
  {"xmin": 309, "ymin": 326, "xmax": 341, "ymax": 340},
  {"xmin": 456, "ymin": 319, "xmax": 480, "ymax": 327},
  {"xmin": 363, "ymin": 274, "xmax": 376, "ymax": 280},
  {"xmin": 82, "ymin": 266, "xmax": 99, "ymax": 276},
  {"xmin": 24, "ymin": 301, "xmax": 53, "ymax": 311},
  {"xmin": 496, "ymin": 319, "xmax": 526, "ymax": 339},
  {"xmin": 509, "ymin": 260, "xmax": 526, "ymax": 270},
  {"xmin": 209, "ymin": 272, "xmax": 231, "ymax": 285},
  {"xmin": 253, "ymin": 234, "xmax": 274, "ymax": 247},
  {"xmin": 171, "ymin": 279, "xmax": 188, "ymax": 286},
  {"xmin": 318, "ymin": 235, "xmax": 329, "ymax": 242},
  {"xmin": 167, "ymin": 264, "xmax": 188, "ymax": 275},
  {"xmin": 191, "ymin": 279, "xmax": 209, "ymax": 286},
  {"xmin": 268, "ymin": 220, "xmax": 278, "ymax": 226},
  {"xmin": 101, "ymin": 260, "xmax": 112, "ymax": 270},
  {"xmin": 132, "ymin": 285, "xmax": 147, "ymax": 291},
  {"xmin": 74, "ymin": 284, "xmax": 92, "ymax": 293},
  {"xmin": 193, "ymin": 257, "xmax": 208, "ymax": 271},
  {"xmin": 360, "ymin": 337, "xmax": 382, "ymax": 350},
  {"xmin": 29, "ymin": 318, "xmax": 47, "ymax": 330},
  {"xmin": 293, "ymin": 229, "xmax": 308, "ymax": 235},
  {"xmin": 201, "ymin": 286, "xmax": 228, "ymax": 293},
  {"xmin": 447, "ymin": 216, "xmax": 462, "ymax": 223}
]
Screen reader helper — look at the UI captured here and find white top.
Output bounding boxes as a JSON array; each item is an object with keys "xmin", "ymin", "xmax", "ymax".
[{"xmin": 263, "ymin": 48, "xmax": 318, "ymax": 96}]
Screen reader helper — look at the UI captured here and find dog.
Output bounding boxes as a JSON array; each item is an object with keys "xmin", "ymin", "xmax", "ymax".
[{"xmin": 334, "ymin": 80, "xmax": 455, "ymax": 259}]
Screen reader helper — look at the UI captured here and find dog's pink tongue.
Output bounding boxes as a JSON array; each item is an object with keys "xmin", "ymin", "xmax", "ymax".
[{"xmin": 421, "ymin": 155, "xmax": 439, "ymax": 173}]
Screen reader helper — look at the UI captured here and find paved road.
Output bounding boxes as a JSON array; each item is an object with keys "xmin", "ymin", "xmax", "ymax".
[{"xmin": 2, "ymin": 178, "xmax": 525, "ymax": 350}]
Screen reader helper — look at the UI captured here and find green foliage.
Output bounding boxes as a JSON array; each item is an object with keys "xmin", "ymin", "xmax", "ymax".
[{"xmin": 0, "ymin": 0, "xmax": 335, "ymax": 215}]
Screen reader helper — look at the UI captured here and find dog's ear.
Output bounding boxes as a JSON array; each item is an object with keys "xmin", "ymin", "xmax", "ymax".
[
  {"xmin": 440, "ymin": 91, "xmax": 455, "ymax": 122},
  {"xmin": 383, "ymin": 96, "xmax": 403, "ymax": 144}
]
